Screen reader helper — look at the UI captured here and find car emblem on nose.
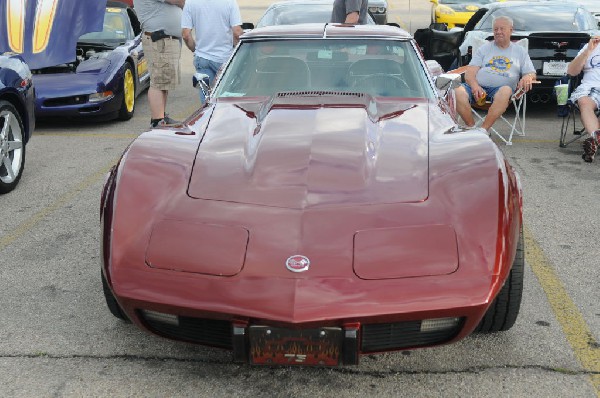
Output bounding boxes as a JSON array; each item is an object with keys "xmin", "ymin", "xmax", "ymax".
[
  {"xmin": 286, "ymin": 255, "xmax": 310, "ymax": 272},
  {"xmin": 550, "ymin": 41, "xmax": 568, "ymax": 49}
]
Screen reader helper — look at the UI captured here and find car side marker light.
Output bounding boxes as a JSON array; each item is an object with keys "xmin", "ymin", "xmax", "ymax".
[
  {"xmin": 89, "ymin": 91, "xmax": 115, "ymax": 102},
  {"xmin": 420, "ymin": 317, "xmax": 460, "ymax": 332},
  {"xmin": 141, "ymin": 310, "xmax": 179, "ymax": 326}
]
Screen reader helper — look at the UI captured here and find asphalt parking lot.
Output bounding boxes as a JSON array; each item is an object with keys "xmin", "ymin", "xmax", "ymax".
[{"xmin": 0, "ymin": 1, "xmax": 598, "ymax": 397}]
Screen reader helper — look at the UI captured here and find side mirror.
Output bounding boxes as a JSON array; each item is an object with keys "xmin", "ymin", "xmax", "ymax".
[
  {"xmin": 193, "ymin": 72, "xmax": 212, "ymax": 101},
  {"xmin": 426, "ymin": 60, "xmax": 444, "ymax": 77},
  {"xmin": 242, "ymin": 22, "xmax": 254, "ymax": 31},
  {"xmin": 435, "ymin": 73, "xmax": 462, "ymax": 91}
]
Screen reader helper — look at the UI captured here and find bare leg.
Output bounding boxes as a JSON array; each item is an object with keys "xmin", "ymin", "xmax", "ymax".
[
  {"xmin": 148, "ymin": 87, "xmax": 167, "ymax": 119},
  {"xmin": 577, "ymin": 97, "xmax": 600, "ymax": 136},
  {"xmin": 481, "ymin": 86, "xmax": 512, "ymax": 131},
  {"xmin": 455, "ymin": 86, "xmax": 475, "ymax": 127}
]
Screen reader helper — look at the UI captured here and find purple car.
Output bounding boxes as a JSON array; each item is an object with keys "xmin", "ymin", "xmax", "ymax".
[
  {"xmin": 33, "ymin": 1, "xmax": 150, "ymax": 121},
  {"xmin": 0, "ymin": 55, "xmax": 35, "ymax": 193}
]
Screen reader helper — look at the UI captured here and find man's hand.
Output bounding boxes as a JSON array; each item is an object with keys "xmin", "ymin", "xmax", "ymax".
[
  {"xmin": 517, "ymin": 73, "xmax": 536, "ymax": 93},
  {"xmin": 471, "ymin": 84, "xmax": 486, "ymax": 102},
  {"xmin": 588, "ymin": 36, "xmax": 600, "ymax": 53},
  {"xmin": 344, "ymin": 11, "xmax": 359, "ymax": 24}
]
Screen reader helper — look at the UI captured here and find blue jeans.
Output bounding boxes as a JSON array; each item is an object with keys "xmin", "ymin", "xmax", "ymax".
[{"xmin": 193, "ymin": 56, "xmax": 223, "ymax": 103}]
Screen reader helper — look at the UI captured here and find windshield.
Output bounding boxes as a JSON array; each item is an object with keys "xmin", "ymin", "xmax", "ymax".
[
  {"xmin": 213, "ymin": 39, "xmax": 434, "ymax": 99},
  {"xmin": 79, "ymin": 8, "xmax": 131, "ymax": 43},
  {"xmin": 257, "ymin": 4, "xmax": 375, "ymax": 26},
  {"xmin": 477, "ymin": 6, "xmax": 587, "ymax": 31}
]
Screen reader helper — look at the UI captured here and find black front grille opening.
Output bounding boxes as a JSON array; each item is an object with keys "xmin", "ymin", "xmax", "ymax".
[
  {"xmin": 139, "ymin": 311, "xmax": 233, "ymax": 349},
  {"xmin": 361, "ymin": 318, "xmax": 464, "ymax": 353},
  {"xmin": 44, "ymin": 95, "xmax": 89, "ymax": 107}
]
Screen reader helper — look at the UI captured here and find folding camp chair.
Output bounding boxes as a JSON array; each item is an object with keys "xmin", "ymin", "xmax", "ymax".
[
  {"xmin": 557, "ymin": 74, "xmax": 600, "ymax": 148},
  {"xmin": 451, "ymin": 38, "xmax": 537, "ymax": 145},
  {"xmin": 471, "ymin": 82, "xmax": 536, "ymax": 146}
]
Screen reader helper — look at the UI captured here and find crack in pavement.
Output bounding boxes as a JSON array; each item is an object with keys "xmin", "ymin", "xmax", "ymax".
[{"xmin": 0, "ymin": 353, "xmax": 598, "ymax": 377}]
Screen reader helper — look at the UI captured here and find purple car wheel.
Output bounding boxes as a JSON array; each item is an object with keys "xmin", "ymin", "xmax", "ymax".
[
  {"xmin": 0, "ymin": 100, "xmax": 25, "ymax": 194},
  {"xmin": 118, "ymin": 63, "xmax": 135, "ymax": 120}
]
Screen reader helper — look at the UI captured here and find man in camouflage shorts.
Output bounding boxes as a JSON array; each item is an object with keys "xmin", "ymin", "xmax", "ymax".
[{"xmin": 134, "ymin": 0, "xmax": 185, "ymax": 128}]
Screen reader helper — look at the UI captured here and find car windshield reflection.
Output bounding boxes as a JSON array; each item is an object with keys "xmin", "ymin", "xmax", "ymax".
[{"xmin": 213, "ymin": 39, "xmax": 433, "ymax": 99}]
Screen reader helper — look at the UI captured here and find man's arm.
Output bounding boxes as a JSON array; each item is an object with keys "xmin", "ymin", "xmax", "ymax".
[
  {"xmin": 517, "ymin": 50, "xmax": 538, "ymax": 92},
  {"xmin": 567, "ymin": 37, "xmax": 599, "ymax": 76},
  {"xmin": 232, "ymin": 26, "xmax": 243, "ymax": 47},
  {"xmin": 165, "ymin": 0, "xmax": 185, "ymax": 8},
  {"xmin": 182, "ymin": 27, "xmax": 194, "ymax": 52},
  {"xmin": 464, "ymin": 65, "xmax": 484, "ymax": 100}
]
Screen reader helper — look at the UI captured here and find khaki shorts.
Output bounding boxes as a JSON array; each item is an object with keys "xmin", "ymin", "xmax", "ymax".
[{"xmin": 142, "ymin": 34, "xmax": 181, "ymax": 91}]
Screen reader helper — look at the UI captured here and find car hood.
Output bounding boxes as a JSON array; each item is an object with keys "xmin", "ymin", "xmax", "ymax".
[
  {"xmin": 33, "ymin": 73, "xmax": 102, "ymax": 99},
  {"xmin": 188, "ymin": 95, "xmax": 430, "ymax": 209},
  {"xmin": 0, "ymin": 1, "xmax": 105, "ymax": 70}
]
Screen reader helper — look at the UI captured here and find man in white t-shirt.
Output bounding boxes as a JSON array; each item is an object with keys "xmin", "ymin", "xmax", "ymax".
[
  {"xmin": 454, "ymin": 16, "xmax": 536, "ymax": 132},
  {"xmin": 182, "ymin": 0, "xmax": 242, "ymax": 103},
  {"xmin": 567, "ymin": 36, "xmax": 600, "ymax": 163}
]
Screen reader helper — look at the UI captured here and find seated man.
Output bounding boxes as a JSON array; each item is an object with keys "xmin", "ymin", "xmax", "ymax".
[
  {"xmin": 566, "ymin": 36, "xmax": 600, "ymax": 163},
  {"xmin": 454, "ymin": 16, "xmax": 536, "ymax": 132}
]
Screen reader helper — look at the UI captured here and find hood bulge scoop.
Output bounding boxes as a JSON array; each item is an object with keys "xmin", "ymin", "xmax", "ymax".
[{"xmin": 188, "ymin": 96, "xmax": 430, "ymax": 209}]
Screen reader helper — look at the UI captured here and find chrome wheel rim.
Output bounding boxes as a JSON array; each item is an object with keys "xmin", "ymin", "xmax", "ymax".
[{"xmin": 0, "ymin": 109, "xmax": 24, "ymax": 185}]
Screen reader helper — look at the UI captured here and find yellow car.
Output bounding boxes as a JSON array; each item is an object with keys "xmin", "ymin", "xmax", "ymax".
[{"xmin": 430, "ymin": 0, "xmax": 500, "ymax": 29}]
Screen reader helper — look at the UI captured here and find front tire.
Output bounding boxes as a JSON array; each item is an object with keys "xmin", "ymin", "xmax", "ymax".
[
  {"xmin": 475, "ymin": 227, "xmax": 524, "ymax": 333},
  {"xmin": 0, "ymin": 100, "xmax": 25, "ymax": 194},
  {"xmin": 117, "ymin": 63, "xmax": 135, "ymax": 121},
  {"xmin": 102, "ymin": 271, "xmax": 129, "ymax": 321}
]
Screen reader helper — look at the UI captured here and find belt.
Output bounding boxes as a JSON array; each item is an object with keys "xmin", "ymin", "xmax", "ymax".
[{"xmin": 144, "ymin": 31, "xmax": 179, "ymax": 40}]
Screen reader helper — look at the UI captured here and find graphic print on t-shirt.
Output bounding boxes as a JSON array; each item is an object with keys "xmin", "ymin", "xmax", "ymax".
[{"xmin": 485, "ymin": 56, "xmax": 513, "ymax": 75}]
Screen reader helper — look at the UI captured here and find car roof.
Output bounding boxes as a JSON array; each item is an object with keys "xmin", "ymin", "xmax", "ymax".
[
  {"xmin": 242, "ymin": 23, "xmax": 411, "ymax": 40},
  {"xmin": 484, "ymin": 0, "xmax": 581, "ymax": 10},
  {"xmin": 266, "ymin": 0, "xmax": 387, "ymax": 6}
]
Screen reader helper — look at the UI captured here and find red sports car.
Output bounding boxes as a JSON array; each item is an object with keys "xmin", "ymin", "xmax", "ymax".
[{"xmin": 101, "ymin": 24, "xmax": 524, "ymax": 366}]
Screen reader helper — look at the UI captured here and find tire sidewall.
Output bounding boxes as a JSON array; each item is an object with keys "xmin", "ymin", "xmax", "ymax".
[
  {"xmin": 0, "ymin": 100, "xmax": 26, "ymax": 194},
  {"xmin": 117, "ymin": 63, "xmax": 135, "ymax": 121}
]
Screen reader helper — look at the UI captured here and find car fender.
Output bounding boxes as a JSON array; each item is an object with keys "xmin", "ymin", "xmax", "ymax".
[{"xmin": 101, "ymin": 107, "xmax": 214, "ymax": 287}]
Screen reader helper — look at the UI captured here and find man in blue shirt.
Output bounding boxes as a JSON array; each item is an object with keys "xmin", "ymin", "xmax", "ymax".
[{"xmin": 182, "ymin": 0, "xmax": 243, "ymax": 104}]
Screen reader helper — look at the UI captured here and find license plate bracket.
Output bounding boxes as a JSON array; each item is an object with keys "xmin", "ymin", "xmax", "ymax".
[
  {"xmin": 543, "ymin": 61, "xmax": 567, "ymax": 76},
  {"xmin": 249, "ymin": 326, "xmax": 342, "ymax": 366}
]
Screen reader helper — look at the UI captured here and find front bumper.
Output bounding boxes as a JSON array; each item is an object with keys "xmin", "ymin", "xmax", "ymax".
[
  {"xmin": 435, "ymin": 11, "xmax": 473, "ymax": 29},
  {"xmin": 35, "ymin": 92, "xmax": 122, "ymax": 119},
  {"xmin": 105, "ymin": 264, "xmax": 496, "ymax": 365}
]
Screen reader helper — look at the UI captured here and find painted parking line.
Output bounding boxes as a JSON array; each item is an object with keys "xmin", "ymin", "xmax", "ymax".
[
  {"xmin": 34, "ymin": 133, "xmax": 139, "ymax": 138},
  {"xmin": 495, "ymin": 138, "xmax": 560, "ymax": 144},
  {"xmin": 0, "ymin": 162, "xmax": 114, "ymax": 252},
  {"xmin": 525, "ymin": 227, "xmax": 600, "ymax": 396}
]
